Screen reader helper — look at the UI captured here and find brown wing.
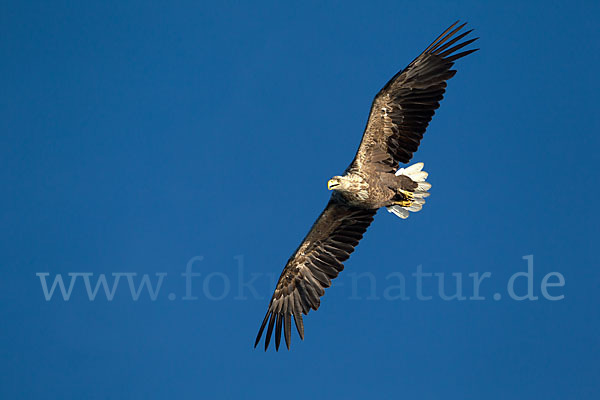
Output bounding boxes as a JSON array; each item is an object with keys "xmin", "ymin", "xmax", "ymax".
[
  {"xmin": 254, "ymin": 198, "xmax": 376, "ymax": 351},
  {"xmin": 351, "ymin": 21, "xmax": 479, "ymax": 173}
]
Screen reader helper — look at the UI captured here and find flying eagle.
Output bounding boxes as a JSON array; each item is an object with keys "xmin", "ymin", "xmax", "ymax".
[{"xmin": 255, "ymin": 22, "xmax": 478, "ymax": 351}]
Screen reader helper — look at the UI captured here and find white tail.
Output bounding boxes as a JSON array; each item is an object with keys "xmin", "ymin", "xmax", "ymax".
[{"xmin": 387, "ymin": 162, "xmax": 431, "ymax": 219}]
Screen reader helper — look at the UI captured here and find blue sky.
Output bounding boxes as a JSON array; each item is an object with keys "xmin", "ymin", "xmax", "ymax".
[{"xmin": 1, "ymin": 1, "xmax": 599, "ymax": 399}]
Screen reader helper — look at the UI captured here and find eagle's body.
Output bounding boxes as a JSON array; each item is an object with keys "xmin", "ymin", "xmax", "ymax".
[
  {"xmin": 255, "ymin": 22, "xmax": 478, "ymax": 351},
  {"xmin": 331, "ymin": 169, "xmax": 420, "ymax": 209}
]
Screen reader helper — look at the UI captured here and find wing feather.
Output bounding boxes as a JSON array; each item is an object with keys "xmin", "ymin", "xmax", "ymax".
[
  {"xmin": 284, "ymin": 313, "xmax": 292, "ymax": 349},
  {"xmin": 254, "ymin": 199, "xmax": 376, "ymax": 350},
  {"xmin": 350, "ymin": 22, "xmax": 478, "ymax": 172}
]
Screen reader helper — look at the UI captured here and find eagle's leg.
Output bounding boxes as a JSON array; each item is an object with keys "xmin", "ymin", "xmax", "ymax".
[
  {"xmin": 396, "ymin": 189, "xmax": 415, "ymax": 204},
  {"xmin": 391, "ymin": 191, "xmax": 413, "ymax": 208}
]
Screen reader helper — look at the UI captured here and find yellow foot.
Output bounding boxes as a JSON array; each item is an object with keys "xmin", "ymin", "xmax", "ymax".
[
  {"xmin": 399, "ymin": 189, "xmax": 414, "ymax": 199},
  {"xmin": 393, "ymin": 200, "xmax": 412, "ymax": 207}
]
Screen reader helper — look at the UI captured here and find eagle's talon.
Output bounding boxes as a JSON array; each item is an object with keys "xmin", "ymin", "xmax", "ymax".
[{"xmin": 399, "ymin": 189, "xmax": 414, "ymax": 199}]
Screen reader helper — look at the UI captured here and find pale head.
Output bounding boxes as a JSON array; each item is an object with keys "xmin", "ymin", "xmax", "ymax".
[{"xmin": 327, "ymin": 175, "xmax": 353, "ymax": 191}]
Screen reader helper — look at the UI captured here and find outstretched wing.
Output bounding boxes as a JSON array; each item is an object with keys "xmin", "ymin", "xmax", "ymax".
[
  {"xmin": 255, "ymin": 198, "xmax": 376, "ymax": 351},
  {"xmin": 351, "ymin": 21, "xmax": 478, "ymax": 173}
]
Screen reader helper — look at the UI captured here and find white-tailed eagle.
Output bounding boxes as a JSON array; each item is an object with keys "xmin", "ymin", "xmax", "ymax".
[{"xmin": 255, "ymin": 22, "xmax": 478, "ymax": 351}]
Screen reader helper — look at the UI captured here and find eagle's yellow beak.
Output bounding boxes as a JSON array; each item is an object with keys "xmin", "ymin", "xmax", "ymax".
[{"xmin": 327, "ymin": 179, "xmax": 337, "ymax": 190}]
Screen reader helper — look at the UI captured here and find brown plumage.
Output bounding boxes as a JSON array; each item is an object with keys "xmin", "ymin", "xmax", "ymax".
[{"xmin": 255, "ymin": 21, "xmax": 478, "ymax": 351}]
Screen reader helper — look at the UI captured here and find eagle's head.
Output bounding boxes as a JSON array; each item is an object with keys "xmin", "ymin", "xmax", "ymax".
[{"xmin": 327, "ymin": 176, "xmax": 354, "ymax": 192}]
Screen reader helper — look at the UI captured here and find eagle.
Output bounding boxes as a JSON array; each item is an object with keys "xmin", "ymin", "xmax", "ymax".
[{"xmin": 255, "ymin": 22, "xmax": 478, "ymax": 351}]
